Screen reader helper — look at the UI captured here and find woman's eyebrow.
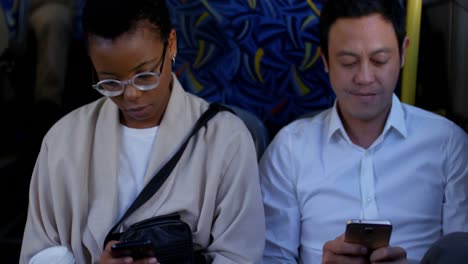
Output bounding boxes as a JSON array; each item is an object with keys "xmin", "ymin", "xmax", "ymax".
[
  {"xmin": 96, "ymin": 58, "xmax": 160, "ymax": 76},
  {"xmin": 129, "ymin": 58, "xmax": 159, "ymax": 72}
]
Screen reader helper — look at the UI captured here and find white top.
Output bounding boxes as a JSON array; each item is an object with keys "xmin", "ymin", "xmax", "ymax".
[
  {"xmin": 117, "ymin": 125, "xmax": 158, "ymax": 219},
  {"xmin": 260, "ymin": 94, "xmax": 468, "ymax": 263}
]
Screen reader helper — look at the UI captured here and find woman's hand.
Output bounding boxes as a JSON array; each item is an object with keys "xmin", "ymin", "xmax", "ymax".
[{"xmin": 99, "ymin": 240, "xmax": 159, "ymax": 264}]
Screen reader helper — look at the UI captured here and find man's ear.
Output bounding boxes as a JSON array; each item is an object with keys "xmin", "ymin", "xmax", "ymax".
[
  {"xmin": 321, "ymin": 51, "xmax": 329, "ymax": 73},
  {"xmin": 400, "ymin": 36, "xmax": 410, "ymax": 68}
]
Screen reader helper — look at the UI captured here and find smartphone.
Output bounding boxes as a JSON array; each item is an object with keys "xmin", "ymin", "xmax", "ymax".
[
  {"xmin": 110, "ymin": 239, "xmax": 155, "ymax": 259},
  {"xmin": 344, "ymin": 219, "xmax": 392, "ymax": 250}
]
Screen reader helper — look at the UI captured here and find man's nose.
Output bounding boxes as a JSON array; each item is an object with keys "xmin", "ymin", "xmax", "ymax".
[{"xmin": 354, "ymin": 63, "xmax": 375, "ymax": 85}]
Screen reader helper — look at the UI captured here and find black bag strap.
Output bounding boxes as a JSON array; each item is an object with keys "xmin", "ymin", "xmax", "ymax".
[{"xmin": 104, "ymin": 103, "xmax": 232, "ymax": 248}]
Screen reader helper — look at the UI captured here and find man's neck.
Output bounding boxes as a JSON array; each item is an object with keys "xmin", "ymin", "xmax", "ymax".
[
  {"xmin": 344, "ymin": 119, "xmax": 385, "ymax": 149},
  {"xmin": 338, "ymin": 107, "xmax": 391, "ymax": 150}
]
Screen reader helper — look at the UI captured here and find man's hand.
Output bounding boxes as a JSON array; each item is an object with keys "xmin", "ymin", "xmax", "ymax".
[
  {"xmin": 322, "ymin": 234, "xmax": 369, "ymax": 264},
  {"xmin": 99, "ymin": 240, "xmax": 159, "ymax": 264},
  {"xmin": 370, "ymin": 246, "xmax": 407, "ymax": 264}
]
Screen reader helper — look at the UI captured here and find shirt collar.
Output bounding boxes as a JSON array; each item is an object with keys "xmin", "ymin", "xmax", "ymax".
[
  {"xmin": 327, "ymin": 100, "xmax": 348, "ymax": 142},
  {"xmin": 326, "ymin": 93, "xmax": 408, "ymax": 142},
  {"xmin": 383, "ymin": 94, "xmax": 408, "ymax": 138}
]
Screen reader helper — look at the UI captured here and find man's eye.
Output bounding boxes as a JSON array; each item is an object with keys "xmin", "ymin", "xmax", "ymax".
[
  {"xmin": 342, "ymin": 62, "xmax": 357, "ymax": 68},
  {"xmin": 373, "ymin": 59, "xmax": 388, "ymax": 65}
]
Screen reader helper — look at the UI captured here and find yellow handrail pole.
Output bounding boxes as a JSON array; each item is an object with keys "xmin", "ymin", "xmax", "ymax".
[{"xmin": 401, "ymin": 0, "xmax": 422, "ymax": 105}]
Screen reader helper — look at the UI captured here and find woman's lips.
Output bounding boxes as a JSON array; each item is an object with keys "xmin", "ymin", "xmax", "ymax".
[
  {"xmin": 126, "ymin": 105, "xmax": 148, "ymax": 116},
  {"xmin": 127, "ymin": 106, "xmax": 146, "ymax": 112}
]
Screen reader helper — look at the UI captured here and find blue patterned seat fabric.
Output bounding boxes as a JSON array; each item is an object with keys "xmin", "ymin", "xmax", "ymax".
[{"xmin": 167, "ymin": 0, "xmax": 335, "ymax": 136}]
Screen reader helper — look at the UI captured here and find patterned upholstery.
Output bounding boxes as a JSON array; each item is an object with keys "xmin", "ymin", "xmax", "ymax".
[
  {"xmin": 167, "ymin": 0, "xmax": 335, "ymax": 135},
  {"xmin": 0, "ymin": 0, "xmax": 17, "ymax": 39},
  {"xmin": 0, "ymin": 0, "xmax": 30, "ymax": 45}
]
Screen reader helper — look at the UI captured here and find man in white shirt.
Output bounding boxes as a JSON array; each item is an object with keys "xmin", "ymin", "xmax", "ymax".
[{"xmin": 259, "ymin": 0, "xmax": 468, "ymax": 263}]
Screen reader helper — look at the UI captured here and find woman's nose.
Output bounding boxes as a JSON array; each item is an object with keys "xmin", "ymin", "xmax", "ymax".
[{"xmin": 123, "ymin": 82, "xmax": 143, "ymax": 100}]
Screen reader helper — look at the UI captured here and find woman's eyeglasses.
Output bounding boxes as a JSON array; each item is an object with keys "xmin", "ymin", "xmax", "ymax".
[{"xmin": 92, "ymin": 42, "xmax": 167, "ymax": 97}]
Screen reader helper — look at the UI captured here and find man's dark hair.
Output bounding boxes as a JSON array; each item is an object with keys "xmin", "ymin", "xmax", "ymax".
[
  {"xmin": 319, "ymin": 0, "xmax": 406, "ymax": 61},
  {"xmin": 82, "ymin": 0, "xmax": 172, "ymax": 42}
]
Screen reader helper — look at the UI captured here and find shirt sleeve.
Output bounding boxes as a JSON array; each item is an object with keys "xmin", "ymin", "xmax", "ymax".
[
  {"xmin": 259, "ymin": 129, "xmax": 301, "ymax": 263},
  {"xmin": 205, "ymin": 124, "xmax": 266, "ymax": 264},
  {"xmin": 29, "ymin": 246, "xmax": 75, "ymax": 264},
  {"xmin": 442, "ymin": 123, "xmax": 468, "ymax": 234}
]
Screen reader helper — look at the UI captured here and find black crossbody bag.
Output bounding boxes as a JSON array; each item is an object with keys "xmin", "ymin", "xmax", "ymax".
[{"xmin": 104, "ymin": 103, "xmax": 231, "ymax": 264}]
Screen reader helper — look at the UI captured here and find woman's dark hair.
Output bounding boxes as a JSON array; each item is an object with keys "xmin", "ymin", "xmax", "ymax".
[
  {"xmin": 319, "ymin": 0, "xmax": 406, "ymax": 61},
  {"xmin": 82, "ymin": 0, "xmax": 172, "ymax": 42}
]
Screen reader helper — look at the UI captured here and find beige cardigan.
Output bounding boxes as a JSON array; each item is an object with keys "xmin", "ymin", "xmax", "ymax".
[{"xmin": 20, "ymin": 76, "xmax": 265, "ymax": 263}]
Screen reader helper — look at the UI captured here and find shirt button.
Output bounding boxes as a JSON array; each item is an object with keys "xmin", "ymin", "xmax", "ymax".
[{"xmin": 367, "ymin": 197, "xmax": 372, "ymax": 204}]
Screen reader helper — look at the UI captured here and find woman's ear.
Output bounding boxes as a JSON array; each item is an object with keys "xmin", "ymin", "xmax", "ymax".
[{"xmin": 168, "ymin": 29, "xmax": 177, "ymax": 60}]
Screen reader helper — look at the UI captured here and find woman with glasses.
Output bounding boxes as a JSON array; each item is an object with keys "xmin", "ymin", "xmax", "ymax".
[{"xmin": 19, "ymin": 0, "xmax": 265, "ymax": 263}]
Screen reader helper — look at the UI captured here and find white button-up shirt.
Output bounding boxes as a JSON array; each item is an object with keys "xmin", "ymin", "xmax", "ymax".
[{"xmin": 260, "ymin": 94, "xmax": 468, "ymax": 263}]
